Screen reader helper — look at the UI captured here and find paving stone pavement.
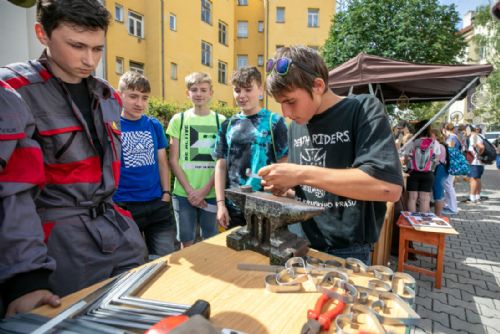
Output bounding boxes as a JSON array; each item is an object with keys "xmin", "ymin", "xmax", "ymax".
[{"xmin": 389, "ymin": 166, "xmax": 500, "ymax": 334}]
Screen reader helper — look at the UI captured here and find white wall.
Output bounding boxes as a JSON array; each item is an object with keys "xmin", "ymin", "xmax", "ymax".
[{"xmin": 0, "ymin": 1, "xmax": 42, "ymax": 65}]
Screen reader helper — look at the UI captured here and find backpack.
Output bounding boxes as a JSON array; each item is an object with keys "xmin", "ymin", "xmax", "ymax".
[
  {"xmin": 411, "ymin": 138, "xmax": 434, "ymax": 172},
  {"xmin": 447, "ymin": 146, "xmax": 470, "ymax": 176},
  {"xmin": 477, "ymin": 135, "xmax": 496, "ymax": 165}
]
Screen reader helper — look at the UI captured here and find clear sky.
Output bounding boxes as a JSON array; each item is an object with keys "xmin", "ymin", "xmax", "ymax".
[{"xmin": 439, "ymin": 0, "xmax": 493, "ymax": 24}]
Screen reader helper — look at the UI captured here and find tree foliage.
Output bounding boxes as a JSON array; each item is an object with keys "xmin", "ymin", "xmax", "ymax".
[
  {"xmin": 471, "ymin": 5, "xmax": 500, "ymax": 127},
  {"xmin": 322, "ymin": 0, "xmax": 466, "ymax": 68}
]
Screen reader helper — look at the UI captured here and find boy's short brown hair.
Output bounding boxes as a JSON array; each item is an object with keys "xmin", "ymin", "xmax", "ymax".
[
  {"xmin": 118, "ymin": 71, "xmax": 151, "ymax": 93},
  {"xmin": 185, "ymin": 72, "xmax": 212, "ymax": 90},
  {"xmin": 266, "ymin": 46, "xmax": 329, "ymax": 98},
  {"xmin": 231, "ymin": 66, "xmax": 262, "ymax": 88}
]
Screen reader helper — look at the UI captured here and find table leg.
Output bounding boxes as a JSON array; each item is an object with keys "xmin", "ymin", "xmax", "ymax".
[
  {"xmin": 398, "ymin": 231, "xmax": 405, "ymax": 272},
  {"xmin": 435, "ymin": 235, "xmax": 445, "ymax": 289}
]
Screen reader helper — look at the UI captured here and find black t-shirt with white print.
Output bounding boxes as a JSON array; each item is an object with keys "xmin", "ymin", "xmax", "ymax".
[{"xmin": 288, "ymin": 94, "xmax": 403, "ymax": 250}]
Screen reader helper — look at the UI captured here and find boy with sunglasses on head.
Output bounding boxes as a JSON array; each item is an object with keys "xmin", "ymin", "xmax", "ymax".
[
  {"xmin": 214, "ymin": 66, "xmax": 288, "ymax": 229},
  {"xmin": 259, "ymin": 46, "xmax": 403, "ymax": 265}
]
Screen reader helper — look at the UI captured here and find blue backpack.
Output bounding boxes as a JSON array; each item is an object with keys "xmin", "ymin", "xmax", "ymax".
[{"xmin": 447, "ymin": 146, "xmax": 470, "ymax": 176}]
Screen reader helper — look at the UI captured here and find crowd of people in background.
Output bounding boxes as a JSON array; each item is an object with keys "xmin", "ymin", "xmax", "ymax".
[{"xmin": 394, "ymin": 120, "xmax": 500, "ymax": 216}]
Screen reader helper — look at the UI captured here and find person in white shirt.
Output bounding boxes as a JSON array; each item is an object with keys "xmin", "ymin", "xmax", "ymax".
[{"xmin": 467, "ymin": 125, "xmax": 485, "ymax": 203}]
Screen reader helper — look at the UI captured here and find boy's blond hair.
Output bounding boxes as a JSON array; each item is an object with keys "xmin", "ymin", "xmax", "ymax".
[
  {"xmin": 118, "ymin": 71, "xmax": 151, "ymax": 93},
  {"xmin": 266, "ymin": 45, "xmax": 328, "ymax": 98},
  {"xmin": 185, "ymin": 72, "xmax": 213, "ymax": 90}
]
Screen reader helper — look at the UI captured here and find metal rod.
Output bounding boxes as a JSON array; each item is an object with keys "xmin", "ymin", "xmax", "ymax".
[
  {"xmin": 31, "ymin": 300, "xmax": 87, "ymax": 334},
  {"xmin": 399, "ymin": 76, "xmax": 480, "ymax": 155}
]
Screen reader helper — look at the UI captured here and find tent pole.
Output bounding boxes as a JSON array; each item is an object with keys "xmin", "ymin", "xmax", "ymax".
[
  {"xmin": 399, "ymin": 76, "xmax": 480, "ymax": 154},
  {"xmin": 368, "ymin": 83, "xmax": 375, "ymax": 95},
  {"xmin": 375, "ymin": 83, "xmax": 389, "ymax": 114}
]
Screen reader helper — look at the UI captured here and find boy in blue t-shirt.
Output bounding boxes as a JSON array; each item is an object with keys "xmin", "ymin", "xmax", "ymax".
[
  {"xmin": 213, "ymin": 66, "xmax": 288, "ymax": 229},
  {"xmin": 113, "ymin": 71, "xmax": 176, "ymax": 258}
]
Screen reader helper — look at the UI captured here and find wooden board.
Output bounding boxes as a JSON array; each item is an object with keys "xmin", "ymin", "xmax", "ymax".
[{"xmin": 34, "ymin": 231, "xmax": 408, "ymax": 334}]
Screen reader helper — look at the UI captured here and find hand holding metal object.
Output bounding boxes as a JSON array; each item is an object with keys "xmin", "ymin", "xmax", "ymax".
[{"xmin": 245, "ymin": 168, "xmax": 261, "ymax": 179}]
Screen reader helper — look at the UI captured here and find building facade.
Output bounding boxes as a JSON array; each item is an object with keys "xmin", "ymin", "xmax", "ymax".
[
  {"xmin": 105, "ymin": 0, "xmax": 336, "ymax": 108},
  {"xmin": 449, "ymin": 10, "xmax": 496, "ymax": 125},
  {"xmin": 0, "ymin": 1, "xmax": 336, "ymax": 108}
]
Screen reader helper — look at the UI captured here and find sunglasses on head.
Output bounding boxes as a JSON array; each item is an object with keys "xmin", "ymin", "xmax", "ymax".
[{"xmin": 265, "ymin": 57, "xmax": 319, "ymax": 78}]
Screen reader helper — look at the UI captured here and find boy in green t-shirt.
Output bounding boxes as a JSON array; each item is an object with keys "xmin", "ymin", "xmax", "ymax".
[{"xmin": 166, "ymin": 73, "xmax": 226, "ymax": 247}]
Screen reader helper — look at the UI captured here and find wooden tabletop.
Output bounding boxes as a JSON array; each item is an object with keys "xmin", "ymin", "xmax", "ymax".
[{"xmin": 34, "ymin": 231, "xmax": 408, "ymax": 333}]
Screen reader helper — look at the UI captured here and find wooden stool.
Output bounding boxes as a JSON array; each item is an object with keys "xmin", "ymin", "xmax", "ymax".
[{"xmin": 397, "ymin": 215, "xmax": 455, "ymax": 289}]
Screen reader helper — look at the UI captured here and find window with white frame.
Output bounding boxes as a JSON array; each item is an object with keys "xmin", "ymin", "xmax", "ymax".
[
  {"xmin": 129, "ymin": 61, "xmax": 144, "ymax": 74},
  {"xmin": 257, "ymin": 55, "xmax": 264, "ymax": 66},
  {"xmin": 201, "ymin": 41, "xmax": 212, "ymax": 66},
  {"xmin": 218, "ymin": 21, "xmax": 228, "ymax": 45},
  {"xmin": 169, "ymin": 13, "xmax": 176, "ymax": 31},
  {"xmin": 237, "ymin": 21, "xmax": 248, "ymax": 38},
  {"xmin": 201, "ymin": 0, "xmax": 212, "ymax": 25},
  {"xmin": 115, "ymin": 4, "xmax": 123, "ymax": 22},
  {"xmin": 237, "ymin": 0, "xmax": 248, "ymax": 5},
  {"xmin": 170, "ymin": 63, "xmax": 177, "ymax": 80},
  {"xmin": 276, "ymin": 7, "xmax": 285, "ymax": 23},
  {"xmin": 128, "ymin": 11, "xmax": 144, "ymax": 38},
  {"xmin": 308, "ymin": 8, "xmax": 319, "ymax": 27},
  {"xmin": 218, "ymin": 61, "xmax": 227, "ymax": 84},
  {"xmin": 237, "ymin": 55, "xmax": 248, "ymax": 69},
  {"xmin": 115, "ymin": 57, "xmax": 124, "ymax": 74},
  {"xmin": 258, "ymin": 21, "xmax": 264, "ymax": 33}
]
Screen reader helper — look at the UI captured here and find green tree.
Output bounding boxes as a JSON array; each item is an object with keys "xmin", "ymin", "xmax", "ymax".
[
  {"xmin": 322, "ymin": 0, "xmax": 466, "ymax": 68},
  {"xmin": 471, "ymin": 5, "xmax": 500, "ymax": 128},
  {"xmin": 322, "ymin": 0, "xmax": 467, "ymax": 123}
]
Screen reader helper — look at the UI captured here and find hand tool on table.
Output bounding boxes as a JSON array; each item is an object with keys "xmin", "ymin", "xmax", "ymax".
[
  {"xmin": 145, "ymin": 300, "xmax": 211, "ymax": 334},
  {"xmin": 301, "ymin": 290, "xmax": 346, "ymax": 334},
  {"xmin": 225, "ymin": 187, "xmax": 324, "ymax": 265}
]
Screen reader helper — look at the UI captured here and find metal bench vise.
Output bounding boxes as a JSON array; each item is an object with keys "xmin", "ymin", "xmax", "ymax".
[{"xmin": 225, "ymin": 186, "xmax": 324, "ymax": 265}]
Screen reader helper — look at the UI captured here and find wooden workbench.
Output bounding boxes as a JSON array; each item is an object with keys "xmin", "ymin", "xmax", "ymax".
[{"xmin": 35, "ymin": 231, "xmax": 409, "ymax": 333}]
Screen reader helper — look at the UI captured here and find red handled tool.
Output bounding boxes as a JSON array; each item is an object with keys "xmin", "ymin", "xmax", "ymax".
[
  {"xmin": 145, "ymin": 299, "xmax": 210, "ymax": 334},
  {"xmin": 301, "ymin": 292, "xmax": 345, "ymax": 334}
]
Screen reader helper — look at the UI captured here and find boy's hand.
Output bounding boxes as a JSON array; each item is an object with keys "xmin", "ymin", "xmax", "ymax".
[
  {"xmin": 264, "ymin": 185, "xmax": 294, "ymax": 197},
  {"xmin": 187, "ymin": 189, "xmax": 207, "ymax": 207},
  {"xmin": 6, "ymin": 290, "xmax": 60, "ymax": 318},
  {"xmin": 259, "ymin": 163, "xmax": 301, "ymax": 190},
  {"xmin": 161, "ymin": 192, "xmax": 171, "ymax": 202},
  {"xmin": 216, "ymin": 204, "xmax": 230, "ymax": 228}
]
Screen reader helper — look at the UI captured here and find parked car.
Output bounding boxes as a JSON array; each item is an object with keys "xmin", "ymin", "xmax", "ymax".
[{"xmin": 484, "ymin": 131, "xmax": 500, "ymax": 144}]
